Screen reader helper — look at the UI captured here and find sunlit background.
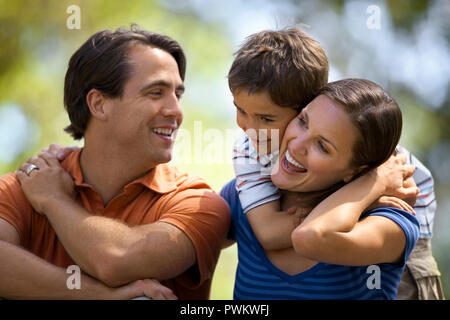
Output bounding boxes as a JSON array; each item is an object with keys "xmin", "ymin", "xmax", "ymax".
[{"xmin": 0, "ymin": 0, "xmax": 449, "ymax": 299}]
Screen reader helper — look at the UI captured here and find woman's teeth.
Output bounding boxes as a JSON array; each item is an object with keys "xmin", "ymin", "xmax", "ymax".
[{"xmin": 286, "ymin": 151, "xmax": 306, "ymax": 170}]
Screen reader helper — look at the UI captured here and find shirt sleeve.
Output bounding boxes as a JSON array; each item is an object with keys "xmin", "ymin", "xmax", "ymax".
[
  {"xmin": 157, "ymin": 177, "xmax": 231, "ymax": 288},
  {"xmin": 232, "ymin": 131, "xmax": 280, "ymax": 213},
  {"xmin": 363, "ymin": 207, "xmax": 420, "ymax": 266},
  {"xmin": 397, "ymin": 145, "xmax": 436, "ymax": 238},
  {"xmin": 0, "ymin": 173, "xmax": 32, "ymax": 244}
]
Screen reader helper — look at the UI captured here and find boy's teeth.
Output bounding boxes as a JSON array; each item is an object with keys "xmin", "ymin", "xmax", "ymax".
[
  {"xmin": 286, "ymin": 151, "xmax": 305, "ymax": 169},
  {"xmin": 153, "ymin": 128, "xmax": 173, "ymax": 135}
]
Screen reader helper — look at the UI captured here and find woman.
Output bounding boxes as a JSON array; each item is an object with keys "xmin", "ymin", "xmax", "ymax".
[{"xmin": 220, "ymin": 79, "xmax": 420, "ymax": 299}]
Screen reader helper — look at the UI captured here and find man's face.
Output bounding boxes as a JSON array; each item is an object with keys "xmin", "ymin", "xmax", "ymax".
[{"xmin": 104, "ymin": 44, "xmax": 184, "ymax": 166}]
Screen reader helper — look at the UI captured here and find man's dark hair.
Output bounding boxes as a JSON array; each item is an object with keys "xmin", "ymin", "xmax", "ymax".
[{"xmin": 64, "ymin": 25, "xmax": 186, "ymax": 140}]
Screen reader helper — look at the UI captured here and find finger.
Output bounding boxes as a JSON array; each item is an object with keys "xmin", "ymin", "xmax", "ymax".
[
  {"xmin": 38, "ymin": 151, "xmax": 61, "ymax": 168},
  {"xmin": 15, "ymin": 170, "xmax": 27, "ymax": 185},
  {"xmin": 286, "ymin": 207, "xmax": 297, "ymax": 215},
  {"xmin": 398, "ymin": 186, "xmax": 420, "ymax": 199},
  {"xmin": 28, "ymin": 156, "xmax": 49, "ymax": 170},
  {"xmin": 403, "ymin": 165, "xmax": 416, "ymax": 179}
]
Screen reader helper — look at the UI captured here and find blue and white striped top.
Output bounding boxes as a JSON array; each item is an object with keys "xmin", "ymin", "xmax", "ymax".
[{"xmin": 221, "ymin": 179, "xmax": 420, "ymax": 300}]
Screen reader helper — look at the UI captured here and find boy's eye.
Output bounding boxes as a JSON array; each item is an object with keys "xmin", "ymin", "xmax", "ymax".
[
  {"xmin": 236, "ymin": 107, "xmax": 246, "ymax": 115},
  {"xmin": 261, "ymin": 117, "xmax": 274, "ymax": 123}
]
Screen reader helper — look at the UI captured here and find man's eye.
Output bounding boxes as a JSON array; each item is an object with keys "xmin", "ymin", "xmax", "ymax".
[{"xmin": 149, "ymin": 90, "xmax": 162, "ymax": 96}]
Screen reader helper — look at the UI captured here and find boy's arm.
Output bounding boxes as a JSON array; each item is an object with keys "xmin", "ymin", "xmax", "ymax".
[
  {"xmin": 246, "ymin": 203, "xmax": 299, "ymax": 250},
  {"xmin": 233, "ymin": 133, "xmax": 297, "ymax": 250}
]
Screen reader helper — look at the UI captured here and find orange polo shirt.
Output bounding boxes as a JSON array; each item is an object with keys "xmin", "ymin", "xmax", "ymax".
[{"xmin": 0, "ymin": 149, "xmax": 230, "ymax": 299}]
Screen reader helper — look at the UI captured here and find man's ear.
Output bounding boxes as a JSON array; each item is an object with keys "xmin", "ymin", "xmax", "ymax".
[
  {"xmin": 86, "ymin": 89, "xmax": 108, "ymax": 121},
  {"xmin": 343, "ymin": 165, "xmax": 369, "ymax": 183}
]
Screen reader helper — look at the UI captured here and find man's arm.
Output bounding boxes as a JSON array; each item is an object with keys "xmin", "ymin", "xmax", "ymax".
[
  {"xmin": 0, "ymin": 218, "xmax": 132, "ymax": 299},
  {"xmin": 32, "ymin": 195, "xmax": 196, "ymax": 288}
]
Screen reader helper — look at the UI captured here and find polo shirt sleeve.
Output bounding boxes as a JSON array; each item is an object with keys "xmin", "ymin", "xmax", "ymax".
[
  {"xmin": 0, "ymin": 173, "xmax": 31, "ymax": 244},
  {"xmin": 158, "ymin": 177, "xmax": 231, "ymax": 288}
]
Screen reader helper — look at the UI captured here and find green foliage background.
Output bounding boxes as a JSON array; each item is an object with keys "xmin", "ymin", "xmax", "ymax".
[{"xmin": 0, "ymin": 0, "xmax": 448, "ymax": 299}]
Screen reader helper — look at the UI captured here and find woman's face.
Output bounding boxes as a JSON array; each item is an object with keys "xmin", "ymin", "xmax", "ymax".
[{"xmin": 271, "ymin": 94, "xmax": 361, "ymax": 192}]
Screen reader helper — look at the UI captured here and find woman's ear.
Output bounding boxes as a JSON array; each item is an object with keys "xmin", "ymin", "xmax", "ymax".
[
  {"xmin": 86, "ymin": 88, "xmax": 107, "ymax": 121},
  {"xmin": 343, "ymin": 165, "xmax": 370, "ymax": 183}
]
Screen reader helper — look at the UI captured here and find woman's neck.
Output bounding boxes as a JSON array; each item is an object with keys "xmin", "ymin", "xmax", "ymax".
[{"xmin": 281, "ymin": 182, "xmax": 345, "ymax": 211}]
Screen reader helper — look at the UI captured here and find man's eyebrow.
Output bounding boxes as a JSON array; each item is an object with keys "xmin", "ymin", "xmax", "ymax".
[
  {"xmin": 304, "ymin": 110, "xmax": 338, "ymax": 151},
  {"xmin": 139, "ymin": 80, "xmax": 185, "ymax": 93}
]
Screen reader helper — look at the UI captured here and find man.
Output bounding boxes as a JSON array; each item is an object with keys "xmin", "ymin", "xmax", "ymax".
[{"xmin": 0, "ymin": 26, "xmax": 230, "ymax": 299}]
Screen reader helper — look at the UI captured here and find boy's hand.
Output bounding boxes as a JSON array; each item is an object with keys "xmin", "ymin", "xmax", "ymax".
[
  {"xmin": 366, "ymin": 196, "xmax": 416, "ymax": 215},
  {"xmin": 287, "ymin": 206, "xmax": 312, "ymax": 226},
  {"xmin": 43, "ymin": 144, "xmax": 79, "ymax": 161}
]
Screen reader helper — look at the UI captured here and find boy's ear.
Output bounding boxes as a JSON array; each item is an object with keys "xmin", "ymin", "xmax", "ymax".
[
  {"xmin": 86, "ymin": 88, "xmax": 108, "ymax": 121},
  {"xmin": 343, "ymin": 165, "xmax": 369, "ymax": 183}
]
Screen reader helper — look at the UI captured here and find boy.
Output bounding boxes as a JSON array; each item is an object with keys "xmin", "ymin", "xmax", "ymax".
[
  {"xmin": 227, "ymin": 27, "xmax": 443, "ymax": 299},
  {"xmin": 229, "ymin": 27, "xmax": 328, "ymax": 249}
]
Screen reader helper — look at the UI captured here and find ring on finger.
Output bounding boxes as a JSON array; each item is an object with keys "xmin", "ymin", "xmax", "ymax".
[{"xmin": 25, "ymin": 164, "xmax": 39, "ymax": 176}]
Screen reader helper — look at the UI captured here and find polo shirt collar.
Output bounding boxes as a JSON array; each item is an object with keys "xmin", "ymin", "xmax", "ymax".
[{"xmin": 62, "ymin": 148, "xmax": 178, "ymax": 194}]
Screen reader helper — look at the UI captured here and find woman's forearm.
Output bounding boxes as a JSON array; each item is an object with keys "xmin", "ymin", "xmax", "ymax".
[{"xmin": 291, "ymin": 174, "xmax": 384, "ymax": 258}]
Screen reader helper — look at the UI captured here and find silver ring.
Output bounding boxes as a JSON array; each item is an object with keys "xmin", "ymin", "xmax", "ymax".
[{"xmin": 25, "ymin": 164, "xmax": 39, "ymax": 176}]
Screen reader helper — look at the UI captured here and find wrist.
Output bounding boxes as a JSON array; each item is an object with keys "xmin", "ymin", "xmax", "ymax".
[{"xmin": 42, "ymin": 193, "xmax": 76, "ymax": 216}]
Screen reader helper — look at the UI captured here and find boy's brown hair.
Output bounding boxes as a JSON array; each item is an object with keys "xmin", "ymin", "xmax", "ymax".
[{"xmin": 228, "ymin": 27, "xmax": 329, "ymax": 110}]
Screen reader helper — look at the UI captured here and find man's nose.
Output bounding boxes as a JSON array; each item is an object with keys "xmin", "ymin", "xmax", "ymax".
[{"xmin": 163, "ymin": 94, "xmax": 183, "ymax": 121}]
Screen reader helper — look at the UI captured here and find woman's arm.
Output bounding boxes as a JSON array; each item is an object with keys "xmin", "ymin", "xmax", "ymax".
[{"xmin": 291, "ymin": 154, "xmax": 418, "ymax": 266}]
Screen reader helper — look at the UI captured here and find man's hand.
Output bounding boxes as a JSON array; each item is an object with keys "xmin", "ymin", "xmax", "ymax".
[
  {"xmin": 16, "ymin": 151, "xmax": 76, "ymax": 214},
  {"xmin": 118, "ymin": 279, "xmax": 178, "ymax": 300}
]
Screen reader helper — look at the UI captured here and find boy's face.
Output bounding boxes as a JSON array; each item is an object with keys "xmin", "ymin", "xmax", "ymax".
[{"xmin": 233, "ymin": 89, "xmax": 298, "ymax": 155}]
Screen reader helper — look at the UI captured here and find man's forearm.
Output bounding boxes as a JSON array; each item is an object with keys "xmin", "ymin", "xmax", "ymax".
[
  {"xmin": 42, "ymin": 197, "xmax": 136, "ymax": 284},
  {"xmin": 0, "ymin": 240, "xmax": 115, "ymax": 299},
  {"xmin": 42, "ymin": 197, "xmax": 196, "ymax": 287}
]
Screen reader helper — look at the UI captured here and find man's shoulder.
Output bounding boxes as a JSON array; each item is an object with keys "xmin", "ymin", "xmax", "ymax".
[
  {"xmin": 157, "ymin": 164, "xmax": 230, "ymax": 209},
  {"xmin": 0, "ymin": 172, "xmax": 25, "ymax": 201}
]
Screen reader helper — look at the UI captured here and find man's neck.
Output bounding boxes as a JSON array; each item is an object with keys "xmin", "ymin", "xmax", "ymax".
[{"xmin": 79, "ymin": 144, "xmax": 155, "ymax": 206}]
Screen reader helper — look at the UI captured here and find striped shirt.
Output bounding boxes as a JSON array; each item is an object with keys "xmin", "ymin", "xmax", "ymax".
[
  {"xmin": 221, "ymin": 179, "xmax": 420, "ymax": 300},
  {"xmin": 398, "ymin": 146, "xmax": 436, "ymax": 238},
  {"xmin": 232, "ymin": 131, "xmax": 280, "ymax": 213}
]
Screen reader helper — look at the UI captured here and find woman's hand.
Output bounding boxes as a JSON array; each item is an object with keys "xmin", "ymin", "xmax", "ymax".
[
  {"xmin": 16, "ymin": 151, "xmax": 76, "ymax": 214},
  {"xmin": 371, "ymin": 153, "xmax": 419, "ymax": 199}
]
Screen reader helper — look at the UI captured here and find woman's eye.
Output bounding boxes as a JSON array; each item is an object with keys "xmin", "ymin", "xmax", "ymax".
[
  {"xmin": 318, "ymin": 141, "xmax": 329, "ymax": 153},
  {"xmin": 298, "ymin": 116, "xmax": 307, "ymax": 127}
]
